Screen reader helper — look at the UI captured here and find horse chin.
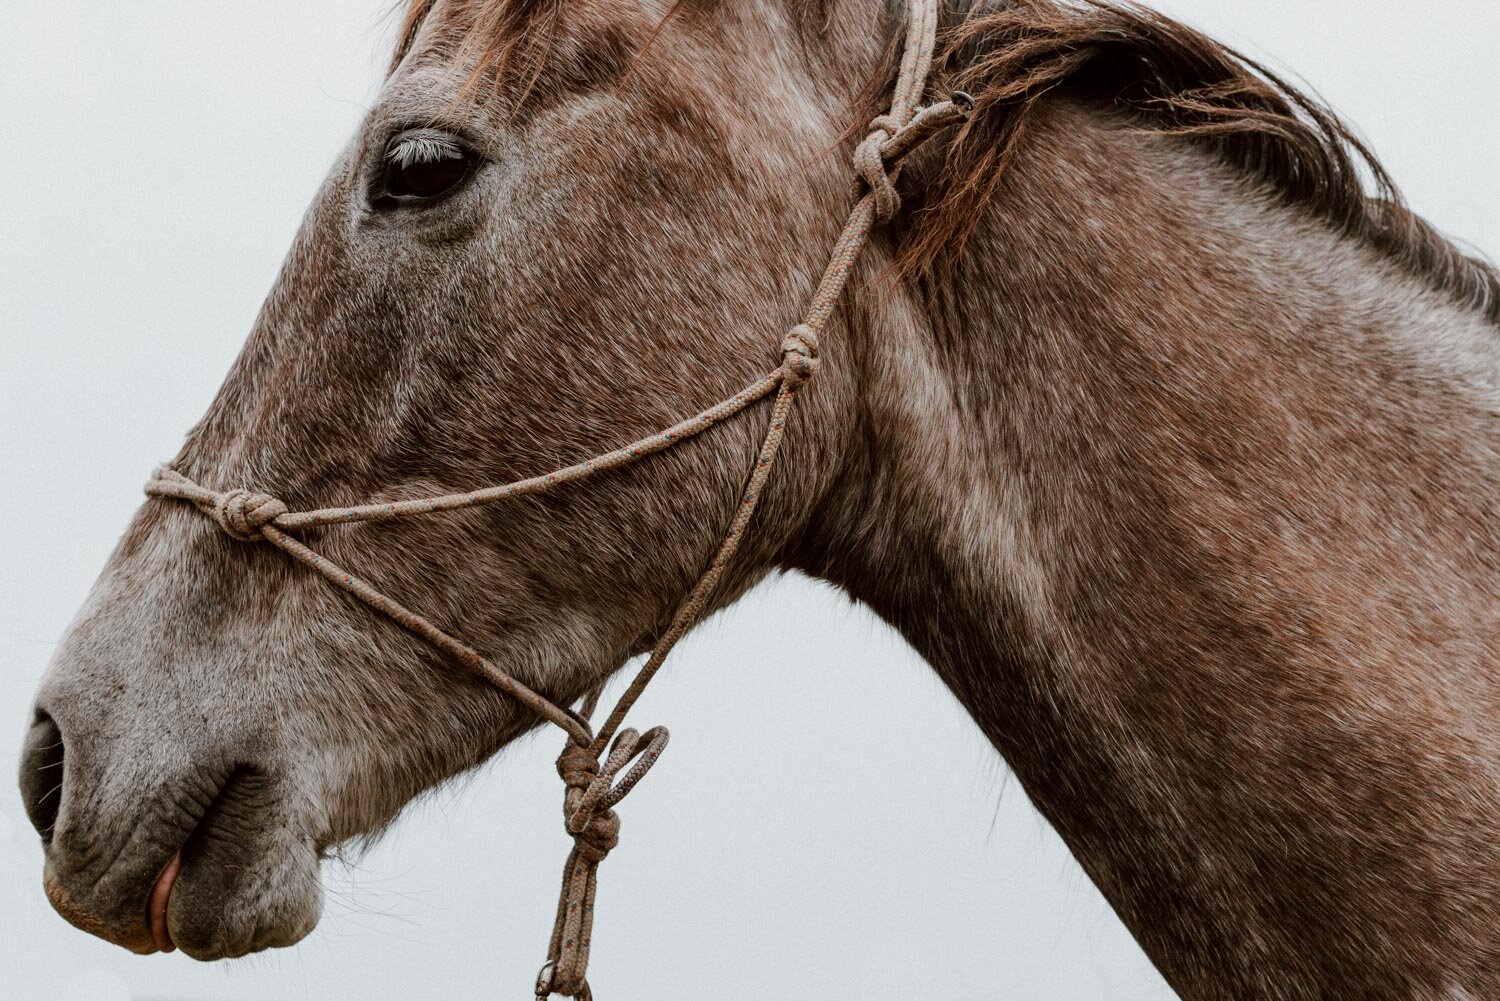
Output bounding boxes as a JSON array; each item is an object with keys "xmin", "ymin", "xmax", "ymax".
[{"xmin": 165, "ymin": 838, "xmax": 323, "ymax": 961}]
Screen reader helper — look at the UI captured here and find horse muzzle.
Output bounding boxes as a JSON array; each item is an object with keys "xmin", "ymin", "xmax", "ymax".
[{"xmin": 19, "ymin": 695, "xmax": 323, "ymax": 960}]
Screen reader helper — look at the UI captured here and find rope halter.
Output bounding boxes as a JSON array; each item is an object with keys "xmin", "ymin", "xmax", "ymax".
[{"xmin": 142, "ymin": 1, "xmax": 968, "ymax": 995}]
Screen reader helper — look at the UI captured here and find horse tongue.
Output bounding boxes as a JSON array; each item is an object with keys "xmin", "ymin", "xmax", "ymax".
[{"xmin": 148, "ymin": 852, "xmax": 181, "ymax": 953}]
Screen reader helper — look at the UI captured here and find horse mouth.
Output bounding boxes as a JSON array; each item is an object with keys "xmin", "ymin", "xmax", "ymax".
[
  {"xmin": 142, "ymin": 763, "xmax": 250, "ymax": 955},
  {"xmin": 40, "ymin": 761, "xmax": 231, "ymax": 955},
  {"xmin": 42, "ymin": 760, "xmax": 320, "ymax": 961}
]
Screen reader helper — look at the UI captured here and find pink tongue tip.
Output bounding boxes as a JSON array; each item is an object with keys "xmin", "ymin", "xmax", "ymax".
[{"xmin": 148, "ymin": 853, "xmax": 181, "ymax": 953}]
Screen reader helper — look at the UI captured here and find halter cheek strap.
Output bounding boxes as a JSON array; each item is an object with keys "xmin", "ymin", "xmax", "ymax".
[{"xmin": 144, "ymin": 1, "xmax": 965, "ymax": 995}]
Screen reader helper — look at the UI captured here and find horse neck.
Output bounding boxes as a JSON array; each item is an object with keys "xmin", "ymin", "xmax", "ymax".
[{"xmin": 793, "ymin": 99, "xmax": 1500, "ymax": 998}]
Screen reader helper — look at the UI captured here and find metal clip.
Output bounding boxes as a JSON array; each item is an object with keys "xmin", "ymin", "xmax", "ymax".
[{"xmin": 534, "ymin": 959, "xmax": 556, "ymax": 1000}]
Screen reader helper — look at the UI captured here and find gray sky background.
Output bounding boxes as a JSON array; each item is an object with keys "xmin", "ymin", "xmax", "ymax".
[{"xmin": 2, "ymin": 2, "xmax": 1496, "ymax": 999}]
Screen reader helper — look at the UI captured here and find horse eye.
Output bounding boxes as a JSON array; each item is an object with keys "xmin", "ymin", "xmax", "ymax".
[{"xmin": 381, "ymin": 129, "xmax": 476, "ymax": 203}]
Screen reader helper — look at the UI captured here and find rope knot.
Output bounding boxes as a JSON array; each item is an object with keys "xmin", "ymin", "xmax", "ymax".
[
  {"xmin": 570, "ymin": 809, "xmax": 621, "ymax": 864},
  {"xmin": 780, "ymin": 324, "xmax": 821, "ymax": 387},
  {"xmin": 556, "ymin": 743, "xmax": 620, "ymax": 863},
  {"xmin": 557, "ymin": 743, "xmax": 601, "ymax": 791},
  {"xmin": 854, "ymin": 113, "xmax": 904, "ymax": 225},
  {"xmin": 544, "ymin": 728, "xmax": 668, "ymax": 993},
  {"xmin": 211, "ymin": 489, "xmax": 288, "ymax": 542}
]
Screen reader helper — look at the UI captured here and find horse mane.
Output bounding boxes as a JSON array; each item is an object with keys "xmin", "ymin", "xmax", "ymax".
[
  {"xmin": 905, "ymin": 0, "xmax": 1500, "ymax": 319},
  {"xmin": 390, "ymin": 0, "xmax": 1500, "ymax": 323}
]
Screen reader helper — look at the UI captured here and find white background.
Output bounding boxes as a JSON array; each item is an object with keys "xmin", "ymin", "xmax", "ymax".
[{"xmin": 2, "ymin": 2, "xmax": 1496, "ymax": 999}]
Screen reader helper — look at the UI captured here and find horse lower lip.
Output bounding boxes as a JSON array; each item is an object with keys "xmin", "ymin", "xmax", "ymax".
[{"xmin": 148, "ymin": 852, "xmax": 181, "ymax": 953}]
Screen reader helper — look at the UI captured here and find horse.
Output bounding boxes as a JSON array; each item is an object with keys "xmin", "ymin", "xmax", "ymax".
[{"xmin": 18, "ymin": 0, "xmax": 1499, "ymax": 997}]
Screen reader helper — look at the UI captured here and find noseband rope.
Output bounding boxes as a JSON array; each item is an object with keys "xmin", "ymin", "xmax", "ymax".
[{"xmin": 145, "ymin": 2, "xmax": 965, "ymax": 996}]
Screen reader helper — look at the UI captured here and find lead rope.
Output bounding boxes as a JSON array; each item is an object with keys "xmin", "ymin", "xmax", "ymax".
[{"xmin": 144, "ymin": 1, "xmax": 966, "ymax": 995}]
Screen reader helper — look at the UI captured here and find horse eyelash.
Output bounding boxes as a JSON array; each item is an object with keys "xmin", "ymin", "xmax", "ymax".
[{"xmin": 385, "ymin": 130, "xmax": 466, "ymax": 169}]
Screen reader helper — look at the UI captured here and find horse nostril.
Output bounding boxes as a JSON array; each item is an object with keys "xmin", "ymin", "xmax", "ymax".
[{"xmin": 19, "ymin": 711, "xmax": 66, "ymax": 843}]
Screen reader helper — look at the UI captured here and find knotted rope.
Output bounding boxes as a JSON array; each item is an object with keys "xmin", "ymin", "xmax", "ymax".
[
  {"xmin": 537, "ymin": 725, "xmax": 669, "ymax": 1001},
  {"xmin": 211, "ymin": 489, "xmax": 288, "ymax": 542},
  {"xmin": 143, "ymin": 1, "xmax": 965, "ymax": 995},
  {"xmin": 854, "ymin": 114, "xmax": 906, "ymax": 224}
]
